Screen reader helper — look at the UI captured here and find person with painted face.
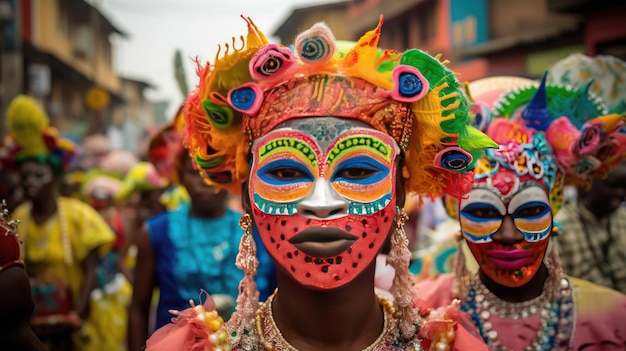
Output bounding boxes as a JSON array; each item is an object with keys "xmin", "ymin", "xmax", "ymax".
[
  {"xmin": 0, "ymin": 95, "xmax": 116, "ymax": 351},
  {"xmin": 548, "ymin": 54, "xmax": 626, "ymax": 293},
  {"xmin": 143, "ymin": 16, "xmax": 496, "ymax": 351},
  {"xmin": 128, "ymin": 117, "xmax": 244, "ymax": 351},
  {"xmin": 417, "ymin": 74, "xmax": 626, "ymax": 350},
  {"xmin": 554, "ymin": 162, "xmax": 626, "ymax": 293}
]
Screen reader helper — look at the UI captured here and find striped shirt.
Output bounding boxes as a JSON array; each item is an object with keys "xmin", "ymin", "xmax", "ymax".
[{"xmin": 554, "ymin": 201, "xmax": 626, "ymax": 293}]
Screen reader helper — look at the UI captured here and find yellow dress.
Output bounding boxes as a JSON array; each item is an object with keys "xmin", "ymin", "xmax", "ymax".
[{"xmin": 14, "ymin": 197, "xmax": 121, "ymax": 351}]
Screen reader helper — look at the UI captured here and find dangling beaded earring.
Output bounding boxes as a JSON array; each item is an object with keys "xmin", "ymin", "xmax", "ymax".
[
  {"xmin": 387, "ymin": 206, "xmax": 421, "ymax": 339},
  {"xmin": 452, "ymin": 231, "xmax": 469, "ymax": 300},
  {"xmin": 225, "ymin": 213, "xmax": 260, "ymax": 348},
  {"xmin": 543, "ymin": 225, "xmax": 564, "ymax": 301}
]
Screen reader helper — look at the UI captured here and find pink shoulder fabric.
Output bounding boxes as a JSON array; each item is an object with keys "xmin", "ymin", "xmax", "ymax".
[
  {"xmin": 145, "ymin": 306, "xmax": 213, "ymax": 351},
  {"xmin": 415, "ymin": 273, "xmax": 457, "ymax": 308},
  {"xmin": 414, "ymin": 275, "xmax": 489, "ymax": 351}
]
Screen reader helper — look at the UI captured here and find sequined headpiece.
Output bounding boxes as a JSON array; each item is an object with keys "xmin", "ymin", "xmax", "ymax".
[{"xmin": 183, "ymin": 16, "xmax": 496, "ymax": 197}]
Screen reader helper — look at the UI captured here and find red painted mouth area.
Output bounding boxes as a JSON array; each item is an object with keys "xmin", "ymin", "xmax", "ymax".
[
  {"xmin": 289, "ymin": 226, "xmax": 358, "ymax": 258},
  {"xmin": 486, "ymin": 249, "xmax": 533, "ymax": 271}
]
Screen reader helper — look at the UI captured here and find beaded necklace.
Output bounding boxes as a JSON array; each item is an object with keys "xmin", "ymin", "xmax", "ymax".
[
  {"xmin": 255, "ymin": 291, "xmax": 424, "ymax": 351},
  {"xmin": 461, "ymin": 273, "xmax": 575, "ymax": 351}
]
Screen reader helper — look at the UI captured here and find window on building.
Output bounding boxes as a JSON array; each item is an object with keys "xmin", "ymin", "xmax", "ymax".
[{"xmin": 57, "ymin": 2, "xmax": 70, "ymax": 36}]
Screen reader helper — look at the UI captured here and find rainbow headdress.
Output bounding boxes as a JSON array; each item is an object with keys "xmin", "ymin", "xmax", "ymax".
[
  {"xmin": 183, "ymin": 16, "xmax": 496, "ymax": 198},
  {"xmin": 0, "ymin": 95, "xmax": 76, "ymax": 173},
  {"xmin": 464, "ymin": 73, "xmax": 626, "ymax": 214}
]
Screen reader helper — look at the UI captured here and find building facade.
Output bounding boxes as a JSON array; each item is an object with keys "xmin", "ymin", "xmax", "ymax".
[
  {"xmin": 274, "ymin": 0, "xmax": 625, "ymax": 85},
  {"xmin": 18, "ymin": 0, "xmax": 127, "ymax": 141}
]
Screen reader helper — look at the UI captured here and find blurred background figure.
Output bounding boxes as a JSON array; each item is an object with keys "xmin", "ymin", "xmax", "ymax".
[
  {"xmin": 0, "ymin": 95, "xmax": 116, "ymax": 351},
  {"xmin": 78, "ymin": 134, "xmax": 114, "ymax": 171},
  {"xmin": 128, "ymin": 117, "xmax": 244, "ymax": 351},
  {"xmin": 114, "ymin": 161, "xmax": 169, "ymax": 281},
  {"xmin": 555, "ymin": 162, "xmax": 626, "ymax": 293},
  {"xmin": 548, "ymin": 53, "xmax": 626, "ymax": 114},
  {"xmin": 549, "ymin": 54, "xmax": 626, "ymax": 293},
  {"xmin": 0, "ymin": 200, "xmax": 47, "ymax": 351},
  {"xmin": 80, "ymin": 170, "xmax": 132, "ymax": 351},
  {"xmin": 59, "ymin": 169, "xmax": 85, "ymax": 199},
  {"xmin": 0, "ymin": 164, "xmax": 24, "ymax": 211}
]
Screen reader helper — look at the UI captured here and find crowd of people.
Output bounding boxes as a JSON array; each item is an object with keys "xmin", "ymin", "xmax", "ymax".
[{"xmin": 0, "ymin": 14, "xmax": 625, "ymax": 351}]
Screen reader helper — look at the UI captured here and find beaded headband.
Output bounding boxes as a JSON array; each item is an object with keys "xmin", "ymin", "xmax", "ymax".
[{"xmin": 183, "ymin": 16, "xmax": 496, "ymax": 198}]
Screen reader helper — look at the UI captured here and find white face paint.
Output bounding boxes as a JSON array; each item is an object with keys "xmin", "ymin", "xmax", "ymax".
[
  {"xmin": 19, "ymin": 161, "xmax": 54, "ymax": 199},
  {"xmin": 248, "ymin": 117, "xmax": 401, "ymax": 290},
  {"xmin": 459, "ymin": 183, "xmax": 553, "ymax": 287}
]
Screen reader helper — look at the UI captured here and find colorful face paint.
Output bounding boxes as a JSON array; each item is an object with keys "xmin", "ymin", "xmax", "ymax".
[
  {"xmin": 460, "ymin": 184, "xmax": 552, "ymax": 287},
  {"xmin": 249, "ymin": 117, "xmax": 400, "ymax": 290}
]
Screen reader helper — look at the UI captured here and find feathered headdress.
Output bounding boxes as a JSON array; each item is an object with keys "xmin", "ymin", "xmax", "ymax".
[
  {"xmin": 456, "ymin": 72, "xmax": 626, "ymax": 215},
  {"xmin": 495, "ymin": 73, "xmax": 625, "ymax": 187},
  {"xmin": 0, "ymin": 95, "xmax": 76, "ymax": 173},
  {"xmin": 183, "ymin": 15, "xmax": 496, "ymax": 199}
]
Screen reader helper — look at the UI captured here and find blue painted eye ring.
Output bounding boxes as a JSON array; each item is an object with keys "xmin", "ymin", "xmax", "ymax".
[
  {"xmin": 330, "ymin": 156, "xmax": 389, "ymax": 185},
  {"xmin": 257, "ymin": 159, "xmax": 314, "ymax": 186},
  {"xmin": 228, "ymin": 83, "xmax": 263, "ymax": 115},
  {"xmin": 511, "ymin": 201, "xmax": 550, "ymax": 220}
]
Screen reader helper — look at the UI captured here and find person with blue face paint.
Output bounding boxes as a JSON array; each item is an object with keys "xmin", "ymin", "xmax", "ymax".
[
  {"xmin": 417, "ymin": 74, "xmax": 626, "ymax": 351},
  {"xmin": 142, "ymin": 16, "xmax": 497, "ymax": 351}
]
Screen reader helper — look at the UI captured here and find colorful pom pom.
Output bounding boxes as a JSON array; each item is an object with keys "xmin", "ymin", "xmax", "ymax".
[
  {"xmin": 434, "ymin": 147, "xmax": 473, "ymax": 171},
  {"xmin": 389, "ymin": 65, "xmax": 429, "ymax": 102},
  {"xmin": 249, "ymin": 43, "xmax": 296, "ymax": 82},
  {"xmin": 294, "ymin": 22, "xmax": 336, "ymax": 65},
  {"xmin": 227, "ymin": 83, "xmax": 263, "ymax": 115}
]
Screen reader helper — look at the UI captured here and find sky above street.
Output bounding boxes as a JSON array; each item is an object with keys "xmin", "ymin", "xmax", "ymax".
[{"xmin": 99, "ymin": 0, "xmax": 340, "ymax": 119}]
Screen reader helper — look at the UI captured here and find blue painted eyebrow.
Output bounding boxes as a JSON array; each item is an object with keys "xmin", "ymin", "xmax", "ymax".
[
  {"xmin": 511, "ymin": 201, "xmax": 551, "ymax": 219},
  {"xmin": 257, "ymin": 159, "xmax": 314, "ymax": 185},
  {"xmin": 460, "ymin": 203, "xmax": 504, "ymax": 221},
  {"xmin": 330, "ymin": 156, "xmax": 389, "ymax": 184}
]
